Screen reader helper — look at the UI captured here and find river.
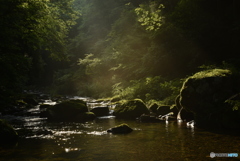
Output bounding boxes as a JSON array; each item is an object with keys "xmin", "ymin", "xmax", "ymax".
[{"xmin": 0, "ymin": 97, "xmax": 240, "ymax": 161}]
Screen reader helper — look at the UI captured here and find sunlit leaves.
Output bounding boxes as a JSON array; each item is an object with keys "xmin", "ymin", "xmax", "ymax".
[
  {"xmin": 78, "ymin": 53, "xmax": 101, "ymax": 74},
  {"xmin": 110, "ymin": 64, "xmax": 124, "ymax": 71},
  {"xmin": 72, "ymin": 1, "xmax": 168, "ymax": 97},
  {"xmin": 135, "ymin": 3, "xmax": 165, "ymax": 31},
  {"xmin": 111, "ymin": 76, "xmax": 182, "ymax": 104},
  {"xmin": 78, "ymin": 54, "xmax": 101, "ymax": 66},
  {"xmin": 225, "ymin": 99, "xmax": 240, "ymax": 111}
]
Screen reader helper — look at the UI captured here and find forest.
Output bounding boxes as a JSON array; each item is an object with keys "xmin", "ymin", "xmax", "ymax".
[
  {"xmin": 1, "ymin": 0, "xmax": 240, "ymax": 108},
  {"xmin": 1, "ymin": 1, "xmax": 240, "ymax": 159}
]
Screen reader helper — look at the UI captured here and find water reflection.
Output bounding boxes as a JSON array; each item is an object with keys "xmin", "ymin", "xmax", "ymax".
[
  {"xmin": 43, "ymin": 100, "xmax": 56, "ymax": 105},
  {"xmin": 187, "ymin": 125, "xmax": 195, "ymax": 139},
  {"xmin": 64, "ymin": 147, "xmax": 80, "ymax": 153},
  {"xmin": 1, "ymin": 118, "xmax": 240, "ymax": 161},
  {"xmin": 54, "ymin": 131, "xmax": 83, "ymax": 136},
  {"xmin": 165, "ymin": 120, "xmax": 169, "ymax": 136},
  {"xmin": 86, "ymin": 131, "xmax": 107, "ymax": 135}
]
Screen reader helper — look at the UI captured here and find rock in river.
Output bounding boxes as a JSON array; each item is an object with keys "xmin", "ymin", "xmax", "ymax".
[
  {"xmin": 90, "ymin": 106, "xmax": 109, "ymax": 117},
  {"xmin": 0, "ymin": 119, "xmax": 18, "ymax": 145},
  {"xmin": 178, "ymin": 68, "xmax": 240, "ymax": 129},
  {"xmin": 45, "ymin": 100, "xmax": 95, "ymax": 122},
  {"xmin": 113, "ymin": 99, "xmax": 149, "ymax": 119},
  {"xmin": 107, "ymin": 123, "xmax": 133, "ymax": 134}
]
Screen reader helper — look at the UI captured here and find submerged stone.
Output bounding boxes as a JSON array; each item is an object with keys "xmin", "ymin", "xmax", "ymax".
[{"xmin": 107, "ymin": 123, "xmax": 133, "ymax": 134}]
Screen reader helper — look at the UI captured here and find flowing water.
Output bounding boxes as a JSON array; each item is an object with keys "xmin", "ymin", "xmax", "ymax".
[{"xmin": 0, "ymin": 97, "xmax": 240, "ymax": 161}]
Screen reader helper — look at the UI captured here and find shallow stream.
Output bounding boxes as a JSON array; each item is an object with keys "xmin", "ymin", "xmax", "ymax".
[{"xmin": 0, "ymin": 97, "xmax": 240, "ymax": 161}]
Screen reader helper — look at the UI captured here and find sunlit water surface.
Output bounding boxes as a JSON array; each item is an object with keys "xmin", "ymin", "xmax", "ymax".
[{"xmin": 0, "ymin": 117, "xmax": 240, "ymax": 161}]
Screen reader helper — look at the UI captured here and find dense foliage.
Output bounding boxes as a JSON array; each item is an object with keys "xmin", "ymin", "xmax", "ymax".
[
  {"xmin": 55, "ymin": 0, "xmax": 240, "ymax": 104},
  {"xmin": 0, "ymin": 0, "xmax": 77, "ymax": 106},
  {"xmin": 1, "ymin": 0, "xmax": 240, "ymax": 108}
]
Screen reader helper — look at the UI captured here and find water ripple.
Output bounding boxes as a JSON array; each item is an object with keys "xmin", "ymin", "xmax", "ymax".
[{"xmin": 86, "ymin": 131, "xmax": 107, "ymax": 135}]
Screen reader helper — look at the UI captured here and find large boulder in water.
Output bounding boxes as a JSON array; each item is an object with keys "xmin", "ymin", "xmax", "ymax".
[
  {"xmin": 107, "ymin": 123, "xmax": 133, "ymax": 134},
  {"xmin": 113, "ymin": 99, "xmax": 150, "ymax": 119},
  {"xmin": 0, "ymin": 119, "xmax": 18, "ymax": 145},
  {"xmin": 90, "ymin": 106, "xmax": 109, "ymax": 117},
  {"xmin": 46, "ymin": 100, "xmax": 95, "ymax": 122},
  {"xmin": 178, "ymin": 69, "xmax": 240, "ymax": 129},
  {"xmin": 169, "ymin": 105, "xmax": 180, "ymax": 118},
  {"xmin": 175, "ymin": 95, "xmax": 194, "ymax": 121},
  {"xmin": 156, "ymin": 105, "xmax": 171, "ymax": 116},
  {"xmin": 76, "ymin": 112, "xmax": 96, "ymax": 122},
  {"xmin": 149, "ymin": 103, "xmax": 158, "ymax": 113}
]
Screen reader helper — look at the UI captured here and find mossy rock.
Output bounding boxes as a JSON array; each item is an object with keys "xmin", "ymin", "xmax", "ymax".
[
  {"xmin": 179, "ymin": 68, "xmax": 240, "ymax": 129},
  {"xmin": 175, "ymin": 95, "xmax": 194, "ymax": 121},
  {"xmin": 175, "ymin": 95, "xmax": 181, "ymax": 109},
  {"xmin": 156, "ymin": 105, "xmax": 171, "ymax": 115},
  {"xmin": 170, "ymin": 105, "xmax": 179, "ymax": 117},
  {"xmin": 110, "ymin": 97, "xmax": 121, "ymax": 102},
  {"xmin": 190, "ymin": 69, "xmax": 231, "ymax": 79},
  {"xmin": 76, "ymin": 112, "xmax": 96, "ymax": 122},
  {"xmin": 113, "ymin": 99, "xmax": 150, "ymax": 119},
  {"xmin": 90, "ymin": 106, "xmax": 109, "ymax": 117},
  {"xmin": 221, "ymin": 110, "xmax": 240, "ymax": 129},
  {"xmin": 107, "ymin": 123, "xmax": 133, "ymax": 134},
  {"xmin": 0, "ymin": 119, "xmax": 18, "ymax": 144},
  {"xmin": 149, "ymin": 103, "xmax": 158, "ymax": 113},
  {"xmin": 21, "ymin": 93, "xmax": 39, "ymax": 106},
  {"xmin": 46, "ymin": 100, "xmax": 93, "ymax": 122},
  {"xmin": 22, "ymin": 98, "xmax": 38, "ymax": 106}
]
